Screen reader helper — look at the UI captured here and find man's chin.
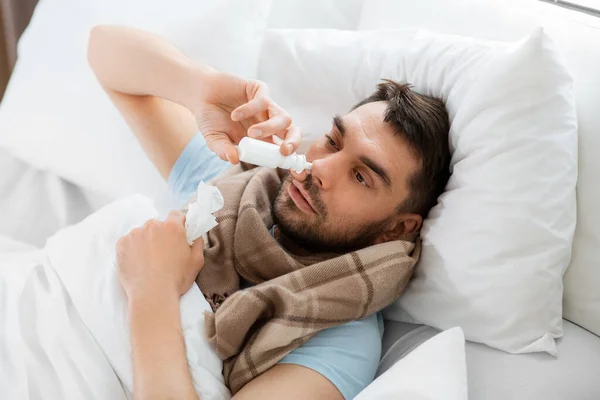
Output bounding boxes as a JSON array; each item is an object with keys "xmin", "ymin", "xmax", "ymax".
[{"xmin": 274, "ymin": 207, "xmax": 306, "ymax": 231}]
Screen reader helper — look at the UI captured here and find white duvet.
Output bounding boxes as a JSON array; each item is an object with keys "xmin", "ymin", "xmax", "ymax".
[{"xmin": 0, "ymin": 195, "xmax": 230, "ymax": 400}]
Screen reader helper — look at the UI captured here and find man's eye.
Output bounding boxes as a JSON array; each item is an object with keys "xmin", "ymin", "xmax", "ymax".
[
  {"xmin": 355, "ymin": 171, "xmax": 367, "ymax": 186},
  {"xmin": 325, "ymin": 135, "xmax": 338, "ymax": 149}
]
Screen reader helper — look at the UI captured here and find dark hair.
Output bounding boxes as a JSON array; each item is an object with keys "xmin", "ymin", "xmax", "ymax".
[{"xmin": 353, "ymin": 79, "xmax": 450, "ymax": 217}]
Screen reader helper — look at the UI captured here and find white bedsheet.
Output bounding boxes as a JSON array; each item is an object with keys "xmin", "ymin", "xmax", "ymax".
[{"xmin": 0, "ymin": 196, "xmax": 230, "ymax": 400}]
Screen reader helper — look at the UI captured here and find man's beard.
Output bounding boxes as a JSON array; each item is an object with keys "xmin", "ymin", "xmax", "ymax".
[{"xmin": 271, "ymin": 175, "xmax": 392, "ymax": 254}]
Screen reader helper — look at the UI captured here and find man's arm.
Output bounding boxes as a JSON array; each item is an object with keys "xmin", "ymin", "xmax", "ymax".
[
  {"xmin": 88, "ymin": 25, "xmax": 209, "ymax": 179},
  {"xmin": 87, "ymin": 25, "xmax": 298, "ymax": 176},
  {"xmin": 128, "ymin": 288, "xmax": 198, "ymax": 400},
  {"xmin": 233, "ymin": 364, "xmax": 344, "ymax": 400},
  {"xmin": 117, "ymin": 212, "xmax": 206, "ymax": 400},
  {"xmin": 129, "ymin": 293, "xmax": 343, "ymax": 400}
]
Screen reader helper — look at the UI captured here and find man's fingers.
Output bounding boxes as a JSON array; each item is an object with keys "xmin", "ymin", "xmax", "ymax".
[
  {"xmin": 190, "ymin": 236, "xmax": 205, "ymax": 262},
  {"xmin": 203, "ymin": 134, "xmax": 240, "ymax": 164},
  {"xmin": 231, "ymin": 79, "xmax": 271, "ymax": 121},
  {"xmin": 231, "ymin": 97, "xmax": 269, "ymax": 122},
  {"xmin": 218, "ymin": 143, "xmax": 240, "ymax": 165},
  {"xmin": 166, "ymin": 210, "xmax": 185, "ymax": 226},
  {"xmin": 281, "ymin": 125, "xmax": 302, "ymax": 155},
  {"xmin": 191, "ymin": 236, "xmax": 205, "ymax": 250},
  {"xmin": 247, "ymin": 114, "xmax": 293, "ymax": 139}
]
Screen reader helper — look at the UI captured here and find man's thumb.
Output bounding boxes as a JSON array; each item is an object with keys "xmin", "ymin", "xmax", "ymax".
[
  {"xmin": 204, "ymin": 134, "xmax": 239, "ymax": 164},
  {"xmin": 191, "ymin": 236, "xmax": 205, "ymax": 262}
]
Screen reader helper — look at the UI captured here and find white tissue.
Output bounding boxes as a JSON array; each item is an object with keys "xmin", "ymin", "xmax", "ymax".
[{"xmin": 185, "ymin": 182, "xmax": 224, "ymax": 245}]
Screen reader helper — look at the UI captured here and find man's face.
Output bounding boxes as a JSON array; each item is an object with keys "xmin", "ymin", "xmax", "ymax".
[{"xmin": 272, "ymin": 101, "xmax": 421, "ymax": 253}]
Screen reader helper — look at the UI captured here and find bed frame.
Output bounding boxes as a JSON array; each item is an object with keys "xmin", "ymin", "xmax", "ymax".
[{"xmin": 0, "ymin": 0, "xmax": 38, "ymax": 99}]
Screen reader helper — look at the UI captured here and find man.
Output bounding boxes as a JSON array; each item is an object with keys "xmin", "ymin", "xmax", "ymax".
[{"xmin": 88, "ymin": 26, "xmax": 450, "ymax": 399}]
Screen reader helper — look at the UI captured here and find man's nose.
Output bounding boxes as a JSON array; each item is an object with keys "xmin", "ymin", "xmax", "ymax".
[{"xmin": 308, "ymin": 156, "xmax": 340, "ymax": 190}]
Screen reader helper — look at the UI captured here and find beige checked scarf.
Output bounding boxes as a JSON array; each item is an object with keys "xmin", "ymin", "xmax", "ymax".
[{"xmin": 196, "ymin": 166, "xmax": 420, "ymax": 394}]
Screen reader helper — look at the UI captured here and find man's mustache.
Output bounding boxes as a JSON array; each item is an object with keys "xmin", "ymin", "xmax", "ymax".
[{"xmin": 301, "ymin": 175, "xmax": 327, "ymax": 216}]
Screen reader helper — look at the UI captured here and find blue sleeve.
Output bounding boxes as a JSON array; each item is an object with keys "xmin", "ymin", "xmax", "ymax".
[
  {"xmin": 279, "ymin": 313, "xmax": 384, "ymax": 399},
  {"xmin": 167, "ymin": 132, "xmax": 230, "ymax": 202}
]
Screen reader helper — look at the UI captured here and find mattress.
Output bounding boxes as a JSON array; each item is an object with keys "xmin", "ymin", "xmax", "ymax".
[{"xmin": 379, "ymin": 319, "xmax": 600, "ymax": 400}]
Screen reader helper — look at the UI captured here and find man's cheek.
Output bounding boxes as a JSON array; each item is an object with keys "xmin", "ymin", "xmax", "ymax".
[{"xmin": 329, "ymin": 199, "xmax": 361, "ymax": 222}]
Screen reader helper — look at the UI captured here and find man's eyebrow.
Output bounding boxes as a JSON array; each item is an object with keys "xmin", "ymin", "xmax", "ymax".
[
  {"xmin": 331, "ymin": 114, "xmax": 392, "ymax": 188},
  {"xmin": 332, "ymin": 115, "xmax": 345, "ymax": 137},
  {"xmin": 359, "ymin": 156, "xmax": 392, "ymax": 189}
]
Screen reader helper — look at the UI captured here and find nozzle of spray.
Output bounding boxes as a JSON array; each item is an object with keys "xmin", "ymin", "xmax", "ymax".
[{"xmin": 236, "ymin": 137, "xmax": 312, "ymax": 173}]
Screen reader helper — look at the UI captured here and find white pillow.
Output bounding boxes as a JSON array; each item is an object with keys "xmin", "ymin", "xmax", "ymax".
[
  {"xmin": 355, "ymin": 327, "xmax": 468, "ymax": 400},
  {"xmin": 0, "ymin": 0, "xmax": 272, "ymax": 201},
  {"xmin": 267, "ymin": 0, "xmax": 364, "ymax": 30},
  {"xmin": 257, "ymin": 28, "xmax": 577, "ymax": 355},
  {"xmin": 358, "ymin": 0, "xmax": 538, "ymax": 41},
  {"xmin": 359, "ymin": 0, "xmax": 600, "ymax": 346}
]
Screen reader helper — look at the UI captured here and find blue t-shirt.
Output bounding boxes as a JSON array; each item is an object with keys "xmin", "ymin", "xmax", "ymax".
[{"xmin": 168, "ymin": 133, "xmax": 383, "ymax": 399}]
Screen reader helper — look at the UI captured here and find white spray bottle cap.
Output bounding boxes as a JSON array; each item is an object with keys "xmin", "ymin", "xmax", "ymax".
[{"xmin": 237, "ymin": 137, "xmax": 312, "ymax": 173}]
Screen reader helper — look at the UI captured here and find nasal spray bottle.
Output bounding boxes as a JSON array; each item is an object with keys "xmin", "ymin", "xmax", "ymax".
[{"xmin": 237, "ymin": 137, "xmax": 312, "ymax": 173}]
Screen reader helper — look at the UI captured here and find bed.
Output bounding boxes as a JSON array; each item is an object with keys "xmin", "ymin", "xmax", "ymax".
[{"xmin": 1, "ymin": 1, "xmax": 600, "ymax": 399}]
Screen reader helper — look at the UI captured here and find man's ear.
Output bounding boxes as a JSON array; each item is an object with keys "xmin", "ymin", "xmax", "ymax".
[{"xmin": 375, "ymin": 213, "xmax": 423, "ymax": 244}]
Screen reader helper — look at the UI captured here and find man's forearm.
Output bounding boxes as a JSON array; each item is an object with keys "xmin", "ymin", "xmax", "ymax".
[
  {"xmin": 129, "ymin": 288, "xmax": 198, "ymax": 400},
  {"xmin": 88, "ymin": 25, "xmax": 211, "ymax": 110}
]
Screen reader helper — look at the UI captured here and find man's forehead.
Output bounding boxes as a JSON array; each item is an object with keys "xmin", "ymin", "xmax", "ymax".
[
  {"xmin": 337, "ymin": 101, "xmax": 394, "ymax": 141},
  {"xmin": 344, "ymin": 101, "xmax": 388, "ymax": 127},
  {"xmin": 334, "ymin": 102, "xmax": 419, "ymax": 191}
]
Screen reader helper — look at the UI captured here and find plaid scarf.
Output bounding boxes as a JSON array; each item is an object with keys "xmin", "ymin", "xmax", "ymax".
[{"xmin": 196, "ymin": 167, "xmax": 420, "ymax": 394}]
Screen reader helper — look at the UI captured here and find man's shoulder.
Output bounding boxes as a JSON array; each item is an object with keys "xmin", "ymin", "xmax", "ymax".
[{"xmin": 278, "ymin": 313, "xmax": 383, "ymax": 399}]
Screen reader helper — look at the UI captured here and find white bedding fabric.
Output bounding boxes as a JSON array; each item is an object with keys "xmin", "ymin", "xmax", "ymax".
[
  {"xmin": 0, "ymin": 196, "xmax": 229, "ymax": 400},
  {"xmin": 355, "ymin": 327, "xmax": 468, "ymax": 400},
  {"xmin": 0, "ymin": 148, "xmax": 96, "ymax": 247},
  {"xmin": 380, "ymin": 320, "xmax": 600, "ymax": 399}
]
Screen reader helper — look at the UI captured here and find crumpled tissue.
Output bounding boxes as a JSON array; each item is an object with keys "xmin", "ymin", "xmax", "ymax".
[{"xmin": 184, "ymin": 182, "xmax": 224, "ymax": 245}]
